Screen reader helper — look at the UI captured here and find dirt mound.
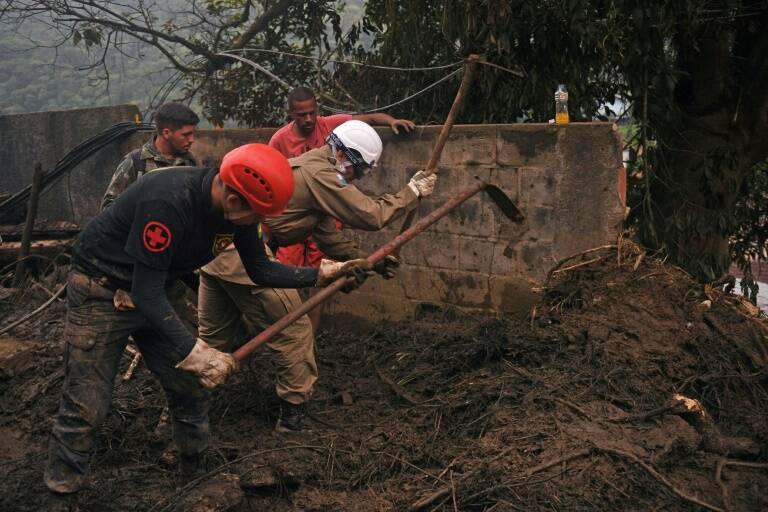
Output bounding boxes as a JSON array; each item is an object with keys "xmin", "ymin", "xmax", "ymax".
[{"xmin": 1, "ymin": 243, "xmax": 767, "ymax": 511}]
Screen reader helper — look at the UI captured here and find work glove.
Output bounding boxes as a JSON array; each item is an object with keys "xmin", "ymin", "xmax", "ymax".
[
  {"xmin": 408, "ymin": 170, "xmax": 437, "ymax": 198},
  {"xmin": 316, "ymin": 258, "xmax": 373, "ymax": 292},
  {"xmin": 176, "ymin": 338, "xmax": 238, "ymax": 390},
  {"xmin": 371, "ymin": 255, "xmax": 400, "ymax": 280}
]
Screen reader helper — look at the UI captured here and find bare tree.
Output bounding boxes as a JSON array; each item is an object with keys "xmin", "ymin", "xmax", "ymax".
[{"xmin": 0, "ymin": 0, "xmax": 346, "ymax": 123}]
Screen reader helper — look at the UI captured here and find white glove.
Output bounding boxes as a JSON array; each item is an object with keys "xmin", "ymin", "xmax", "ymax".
[
  {"xmin": 176, "ymin": 338, "xmax": 238, "ymax": 390},
  {"xmin": 408, "ymin": 170, "xmax": 437, "ymax": 198},
  {"xmin": 315, "ymin": 258, "xmax": 372, "ymax": 289}
]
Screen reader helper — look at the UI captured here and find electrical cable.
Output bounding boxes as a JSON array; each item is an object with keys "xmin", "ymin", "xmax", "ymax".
[
  {"xmin": 0, "ymin": 121, "xmax": 155, "ymax": 222},
  {"xmin": 218, "ymin": 48, "xmax": 463, "ymax": 71},
  {"xmin": 215, "ymin": 51, "xmax": 464, "ymax": 114},
  {"xmin": 348, "ymin": 67, "xmax": 463, "ymax": 113},
  {"xmin": 217, "ymin": 52, "xmax": 292, "ymax": 89}
]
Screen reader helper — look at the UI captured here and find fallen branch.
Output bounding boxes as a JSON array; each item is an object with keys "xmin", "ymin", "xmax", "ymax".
[
  {"xmin": 607, "ymin": 401, "xmax": 681, "ymax": 423},
  {"xmin": 122, "ymin": 350, "xmax": 142, "ymax": 381},
  {"xmin": 526, "ymin": 448, "xmax": 593, "ymax": 476},
  {"xmin": 32, "ymin": 281, "xmax": 64, "ymax": 302},
  {"xmin": 410, "ymin": 446, "xmax": 517, "ymax": 510},
  {"xmin": 550, "ymin": 257, "xmax": 603, "ymax": 276},
  {"xmin": 548, "ymin": 397, "xmax": 593, "ymax": 420},
  {"xmin": 632, "ymin": 251, "xmax": 646, "ymax": 271},
  {"xmin": 720, "ymin": 460, "xmax": 768, "ymax": 470},
  {"xmin": 544, "ymin": 245, "xmax": 617, "ymax": 288},
  {"xmin": 0, "ymin": 283, "xmax": 66, "ymax": 336},
  {"xmin": 598, "ymin": 446, "xmax": 724, "ymax": 512},
  {"xmin": 376, "ymin": 366, "xmax": 419, "ymax": 404},
  {"xmin": 715, "ymin": 459, "xmax": 732, "ymax": 512}
]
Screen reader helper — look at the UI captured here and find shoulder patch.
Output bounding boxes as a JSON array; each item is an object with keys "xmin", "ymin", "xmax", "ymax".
[
  {"xmin": 336, "ymin": 172, "xmax": 348, "ymax": 187},
  {"xmin": 143, "ymin": 221, "xmax": 172, "ymax": 252},
  {"xmin": 212, "ymin": 233, "xmax": 234, "ymax": 255}
]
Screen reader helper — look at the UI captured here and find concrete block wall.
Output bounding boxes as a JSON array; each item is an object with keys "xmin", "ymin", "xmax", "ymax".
[
  {"xmin": 0, "ymin": 104, "xmax": 141, "ymax": 225},
  {"xmin": 324, "ymin": 123, "xmax": 626, "ymax": 322},
  {"xmin": 2, "ymin": 105, "xmax": 625, "ymax": 321}
]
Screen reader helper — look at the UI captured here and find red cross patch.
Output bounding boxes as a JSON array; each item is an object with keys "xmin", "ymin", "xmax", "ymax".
[{"xmin": 142, "ymin": 221, "xmax": 172, "ymax": 253}]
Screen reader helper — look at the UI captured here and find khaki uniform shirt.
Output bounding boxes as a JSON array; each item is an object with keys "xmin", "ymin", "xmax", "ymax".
[
  {"xmin": 101, "ymin": 138, "xmax": 197, "ymax": 210},
  {"xmin": 203, "ymin": 145, "xmax": 418, "ymax": 285}
]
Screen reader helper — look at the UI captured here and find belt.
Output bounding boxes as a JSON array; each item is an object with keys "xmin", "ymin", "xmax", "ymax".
[{"xmin": 72, "ymin": 264, "xmax": 129, "ymax": 292}]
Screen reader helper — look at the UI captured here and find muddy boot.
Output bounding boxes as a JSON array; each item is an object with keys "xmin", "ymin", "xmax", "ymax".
[
  {"xmin": 48, "ymin": 492, "xmax": 79, "ymax": 512},
  {"xmin": 274, "ymin": 400, "xmax": 307, "ymax": 434}
]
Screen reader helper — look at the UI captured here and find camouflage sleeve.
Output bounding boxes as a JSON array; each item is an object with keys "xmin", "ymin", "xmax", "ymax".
[
  {"xmin": 312, "ymin": 215, "xmax": 363, "ymax": 261},
  {"xmin": 100, "ymin": 155, "xmax": 137, "ymax": 210}
]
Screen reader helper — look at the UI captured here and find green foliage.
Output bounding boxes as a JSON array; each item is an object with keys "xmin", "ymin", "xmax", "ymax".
[
  {"xmin": 2, "ymin": 0, "xmax": 767, "ymax": 282},
  {"xmin": 194, "ymin": 0, "xmax": 345, "ymax": 126},
  {"xmin": 731, "ymin": 160, "xmax": 768, "ymax": 271},
  {"xmin": 342, "ymin": 0, "xmax": 768, "ymax": 281}
]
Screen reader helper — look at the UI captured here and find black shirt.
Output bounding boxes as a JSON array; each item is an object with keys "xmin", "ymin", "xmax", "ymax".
[{"xmin": 72, "ymin": 166, "xmax": 318, "ymax": 359}]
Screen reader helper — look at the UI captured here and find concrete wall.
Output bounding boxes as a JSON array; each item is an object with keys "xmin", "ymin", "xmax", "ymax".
[
  {"xmin": 328, "ymin": 124, "xmax": 627, "ymax": 321},
  {"xmin": 0, "ymin": 104, "xmax": 141, "ymax": 225},
  {"xmin": 1, "ymin": 105, "xmax": 625, "ymax": 320}
]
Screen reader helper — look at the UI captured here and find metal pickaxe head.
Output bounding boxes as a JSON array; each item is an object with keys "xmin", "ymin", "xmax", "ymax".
[{"xmin": 482, "ymin": 183, "xmax": 525, "ymax": 224}]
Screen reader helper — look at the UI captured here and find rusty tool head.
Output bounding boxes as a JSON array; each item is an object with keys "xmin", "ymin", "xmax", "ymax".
[{"xmin": 482, "ymin": 182, "xmax": 525, "ymax": 223}]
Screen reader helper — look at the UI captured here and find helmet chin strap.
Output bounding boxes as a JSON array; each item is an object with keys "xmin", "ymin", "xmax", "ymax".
[{"xmin": 223, "ymin": 208, "xmax": 253, "ymax": 220}]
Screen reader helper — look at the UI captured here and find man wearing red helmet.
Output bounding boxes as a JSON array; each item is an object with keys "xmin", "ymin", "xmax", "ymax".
[
  {"xmin": 44, "ymin": 144, "xmax": 368, "ymax": 507},
  {"xmin": 198, "ymin": 121, "xmax": 436, "ymax": 433}
]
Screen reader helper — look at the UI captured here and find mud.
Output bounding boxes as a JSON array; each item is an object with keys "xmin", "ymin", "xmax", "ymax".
[{"xmin": 1, "ymin": 243, "xmax": 767, "ymax": 511}]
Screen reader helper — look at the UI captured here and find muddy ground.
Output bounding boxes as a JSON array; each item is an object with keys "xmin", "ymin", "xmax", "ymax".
[{"xmin": 1, "ymin": 244, "xmax": 768, "ymax": 511}]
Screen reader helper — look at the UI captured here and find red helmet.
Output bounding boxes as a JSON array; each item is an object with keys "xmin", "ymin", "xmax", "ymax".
[{"xmin": 219, "ymin": 143, "xmax": 294, "ymax": 216}]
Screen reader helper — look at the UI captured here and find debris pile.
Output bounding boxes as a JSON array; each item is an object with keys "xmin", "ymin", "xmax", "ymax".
[{"xmin": 1, "ymin": 241, "xmax": 767, "ymax": 511}]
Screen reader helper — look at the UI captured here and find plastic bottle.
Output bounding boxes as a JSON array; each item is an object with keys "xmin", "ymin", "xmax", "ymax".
[{"xmin": 555, "ymin": 84, "xmax": 569, "ymax": 125}]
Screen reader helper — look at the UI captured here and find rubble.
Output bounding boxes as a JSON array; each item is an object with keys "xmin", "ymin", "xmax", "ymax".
[{"xmin": 1, "ymin": 242, "xmax": 767, "ymax": 511}]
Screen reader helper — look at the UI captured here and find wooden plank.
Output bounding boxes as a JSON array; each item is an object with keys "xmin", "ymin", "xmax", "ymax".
[{"xmin": 0, "ymin": 239, "xmax": 72, "ymax": 267}]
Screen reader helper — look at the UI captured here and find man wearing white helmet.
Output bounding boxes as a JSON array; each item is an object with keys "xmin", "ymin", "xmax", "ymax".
[
  {"xmin": 198, "ymin": 120, "xmax": 436, "ymax": 433},
  {"xmin": 265, "ymin": 120, "xmax": 435, "ymax": 249}
]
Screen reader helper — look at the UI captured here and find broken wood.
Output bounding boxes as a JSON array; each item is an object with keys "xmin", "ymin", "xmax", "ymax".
[
  {"xmin": 376, "ymin": 366, "xmax": 419, "ymax": 404},
  {"xmin": 13, "ymin": 163, "xmax": 43, "ymax": 288},
  {"xmin": 410, "ymin": 446, "xmax": 517, "ymax": 510},
  {"xmin": 122, "ymin": 351, "xmax": 142, "ymax": 381},
  {"xmin": 0, "ymin": 239, "xmax": 73, "ymax": 267},
  {"xmin": 544, "ymin": 245, "xmax": 618, "ymax": 288},
  {"xmin": 0, "ymin": 221, "xmax": 80, "ymax": 241},
  {"xmin": 598, "ymin": 446, "xmax": 724, "ymax": 512}
]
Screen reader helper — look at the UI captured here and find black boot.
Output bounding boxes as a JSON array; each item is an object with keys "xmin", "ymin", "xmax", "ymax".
[{"xmin": 275, "ymin": 400, "xmax": 307, "ymax": 433}]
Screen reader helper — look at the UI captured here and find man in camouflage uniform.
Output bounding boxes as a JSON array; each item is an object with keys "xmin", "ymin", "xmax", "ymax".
[
  {"xmin": 199, "ymin": 120, "xmax": 436, "ymax": 433},
  {"xmin": 100, "ymin": 102, "xmax": 201, "ymax": 329},
  {"xmin": 101, "ymin": 102, "xmax": 199, "ymax": 209}
]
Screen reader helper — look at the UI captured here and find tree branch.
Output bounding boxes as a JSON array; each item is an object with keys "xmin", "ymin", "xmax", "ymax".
[{"xmin": 230, "ymin": 0, "xmax": 295, "ymax": 50}]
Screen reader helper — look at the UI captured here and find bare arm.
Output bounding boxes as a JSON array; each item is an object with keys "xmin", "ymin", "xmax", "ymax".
[{"xmin": 353, "ymin": 113, "xmax": 416, "ymax": 134}]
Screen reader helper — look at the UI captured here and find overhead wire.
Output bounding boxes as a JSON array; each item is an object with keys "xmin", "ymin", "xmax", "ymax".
[
  {"xmin": 1, "ymin": 51, "xmax": 520, "ymax": 219},
  {"xmin": 218, "ymin": 48, "xmax": 464, "ymax": 71},
  {"xmin": 214, "ymin": 50, "xmax": 511, "ymax": 114},
  {"xmin": 0, "ymin": 121, "xmax": 155, "ymax": 222}
]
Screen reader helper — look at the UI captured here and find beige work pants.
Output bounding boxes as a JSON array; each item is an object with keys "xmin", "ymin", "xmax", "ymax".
[{"xmin": 197, "ymin": 270, "xmax": 317, "ymax": 404}]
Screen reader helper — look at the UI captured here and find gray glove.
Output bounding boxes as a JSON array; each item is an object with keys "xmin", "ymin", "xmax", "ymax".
[
  {"xmin": 372, "ymin": 255, "xmax": 400, "ymax": 280},
  {"xmin": 176, "ymin": 338, "xmax": 238, "ymax": 390},
  {"xmin": 407, "ymin": 170, "xmax": 437, "ymax": 197},
  {"xmin": 316, "ymin": 258, "xmax": 373, "ymax": 292}
]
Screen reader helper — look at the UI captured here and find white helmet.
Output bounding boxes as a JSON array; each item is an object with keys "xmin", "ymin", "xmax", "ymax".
[{"xmin": 327, "ymin": 120, "xmax": 383, "ymax": 176}]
